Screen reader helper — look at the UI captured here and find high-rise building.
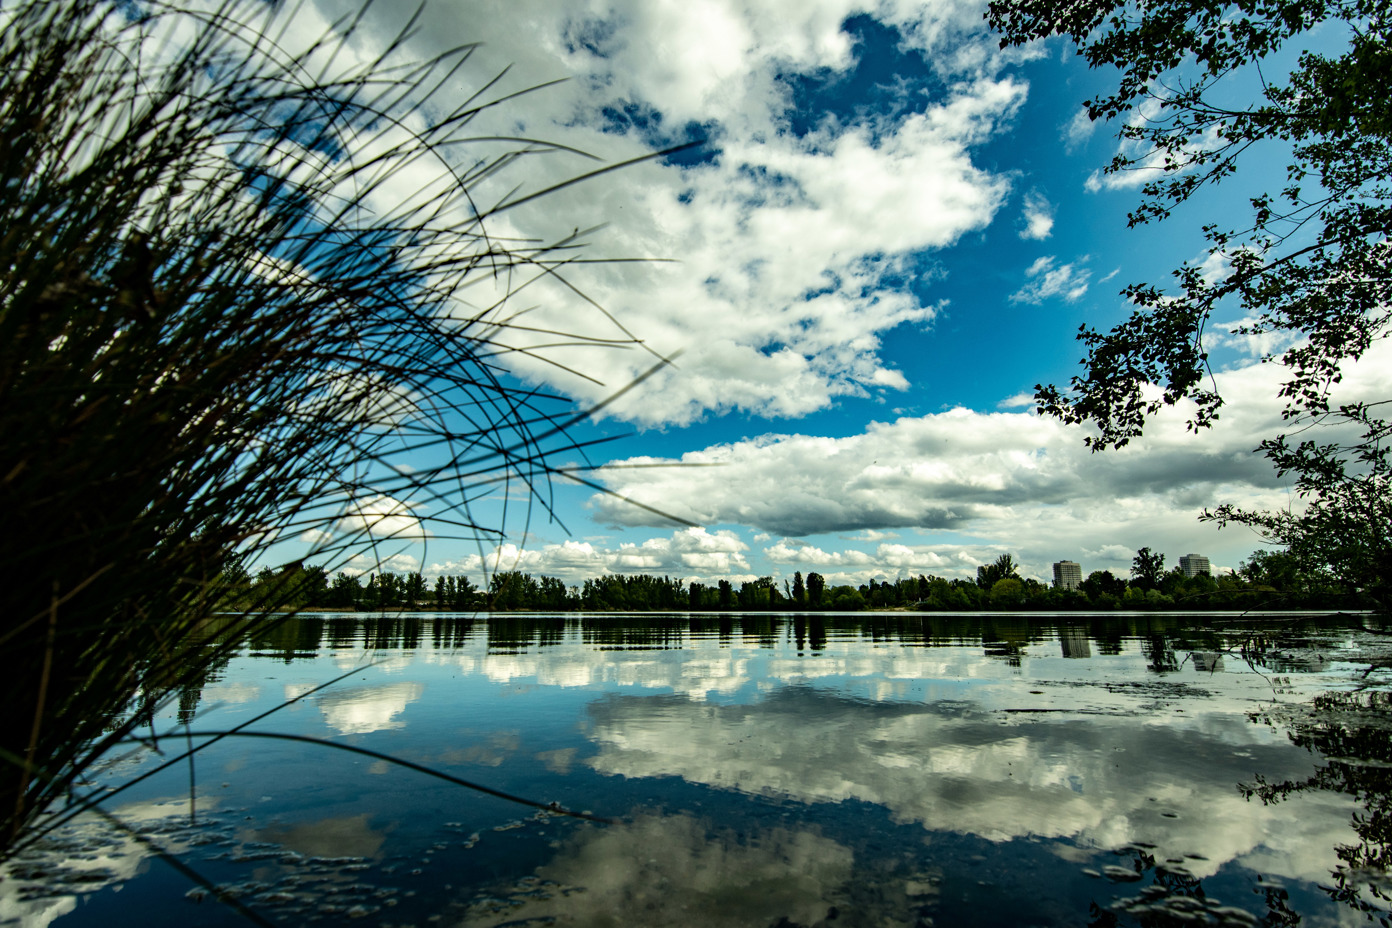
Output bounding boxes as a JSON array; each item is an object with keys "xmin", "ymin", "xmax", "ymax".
[
  {"xmin": 1053, "ymin": 560, "xmax": 1082, "ymax": 590},
  {"xmin": 1179, "ymin": 553, "xmax": 1211, "ymax": 577}
]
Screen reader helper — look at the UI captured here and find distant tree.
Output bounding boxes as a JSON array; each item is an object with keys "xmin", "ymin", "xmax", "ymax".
[
  {"xmin": 328, "ymin": 572, "xmax": 361, "ymax": 609},
  {"xmin": 1159, "ymin": 566, "xmax": 1188, "ymax": 597},
  {"xmin": 1240, "ymin": 548, "xmax": 1318, "ymax": 593},
  {"xmin": 1082, "ymin": 569, "xmax": 1127, "ymax": 600},
  {"xmin": 989, "ymin": 577, "xmax": 1026, "ymax": 607},
  {"xmin": 453, "ymin": 576, "xmax": 478, "ymax": 610},
  {"xmin": 977, "ymin": 554, "xmax": 1021, "ymax": 589},
  {"xmin": 806, "ymin": 572, "xmax": 826, "ymax": 608},
  {"xmin": 827, "ymin": 585, "xmax": 866, "ymax": 611},
  {"xmin": 535, "ymin": 575, "xmax": 571, "ymax": 610},
  {"xmin": 490, "ymin": 571, "xmax": 530, "ymax": 611},
  {"xmin": 792, "ymin": 571, "xmax": 806, "ymax": 604},
  {"xmin": 717, "ymin": 579, "xmax": 734, "ymax": 608},
  {"xmin": 739, "ymin": 577, "xmax": 777, "ymax": 610},
  {"xmin": 1131, "ymin": 548, "xmax": 1166, "ymax": 590}
]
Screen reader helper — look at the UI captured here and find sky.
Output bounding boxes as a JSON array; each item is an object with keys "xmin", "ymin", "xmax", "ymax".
[{"xmin": 272, "ymin": 0, "xmax": 1386, "ymax": 588}]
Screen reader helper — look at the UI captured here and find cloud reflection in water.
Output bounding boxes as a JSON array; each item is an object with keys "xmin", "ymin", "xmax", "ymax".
[
  {"xmin": 583, "ymin": 687, "xmax": 1357, "ymax": 887},
  {"xmin": 307, "ymin": 682, "xmax": 424, "ymax": 735},
  {"xmin": 461, "ymin": 812, "xmax": 935, "ymax": 928}
]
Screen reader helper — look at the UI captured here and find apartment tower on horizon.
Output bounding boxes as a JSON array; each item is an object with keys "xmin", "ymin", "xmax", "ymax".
[
  {"xmin": 1053, "ymin": 560, "xmax": 1082, "ymax": 590},
  {"xmin": 1179, "ymin": 553, "xmax": 1211, "ymax": 577}
]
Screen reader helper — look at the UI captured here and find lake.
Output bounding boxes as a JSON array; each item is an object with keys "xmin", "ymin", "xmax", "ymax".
[{"xmin": 5, "ymin": 611, "xmax": 1391, "ymax": 928}]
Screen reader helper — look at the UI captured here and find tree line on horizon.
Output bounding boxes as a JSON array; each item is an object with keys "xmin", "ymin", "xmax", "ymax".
[{"xmin": 227, "ymin": 547, "xmax": 1366, "ymax": 613}]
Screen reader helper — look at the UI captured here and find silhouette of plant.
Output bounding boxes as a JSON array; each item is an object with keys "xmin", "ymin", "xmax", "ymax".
[{"xmin": 1, "ymin": 0, "xmax": 671, "ymax": 853}]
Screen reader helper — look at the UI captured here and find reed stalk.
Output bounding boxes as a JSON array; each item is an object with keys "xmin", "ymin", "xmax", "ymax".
[{"xmin": 0, "ymin": 0, "xmax": 648, "ymax": 853}]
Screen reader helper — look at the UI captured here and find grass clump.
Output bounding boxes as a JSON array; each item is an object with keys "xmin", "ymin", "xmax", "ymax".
[{"xmin": 0, "ymin": 0, "xmax": 642, "ymax": 852}]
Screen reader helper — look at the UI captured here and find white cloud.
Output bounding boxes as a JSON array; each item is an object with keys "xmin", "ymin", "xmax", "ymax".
[
  {"xmin": 425, "ymin": 528, "xmax": 752, "ymax": 584},
  {"xmin": 1009, "ymin": 255, "xmax": 1090, "ymax": 304},
  {"xmin": 300, "ymin": 528, "xmax": 335, "ymax": 546},
  {"xmin": 1209, "ymin": 318, "xmax": 1302, "ymax": 361},
  {"xmin": 591, "ymin": 400, "xmax": 1283, "ymax": 538},
  {"xmin": 589, "ymin": 343, "xmax": 1392, "ymax": 578},
  {"xmin": 1084, "ymin": 98, "xmax": 1225, "ymax": 192},
  {"xmin": 767, "ymin": 539, "xmax": 1007, "ymax": 582},
  {"xmin": 1063, "ymin": 106, "xmax": 1096, "ymax": 150},
  {"xmin": 334, "ymin": 494, "xmax": 426, "ymax": 542},
  {"xmin": 341, "ymin": 551, "xmax": 422, "ymax": 576},
  {"xmin": 845, "ymin": 529, "xmax": 899, "ymax": 541},
  {"xmin": 1018, "ymin": 190, "xmax": 1053, "ymax": 240},
  {"xmin": 996, "ymin": 391, "xmax": 1035, "ymax": 409},
  {"xmin": 281, "ymin": 0, "xmax": 1033, "ymax": 427}
]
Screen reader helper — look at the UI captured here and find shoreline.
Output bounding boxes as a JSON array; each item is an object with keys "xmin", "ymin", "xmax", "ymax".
[{"xmin": 243, "ymin": 606, "xmax": 1380, "ymax": 619}]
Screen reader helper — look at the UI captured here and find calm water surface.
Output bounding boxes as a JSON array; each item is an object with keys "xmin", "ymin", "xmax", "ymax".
[{"xmin": 6, "ymin": 612, "xmax": 1392, "ymax": 928}]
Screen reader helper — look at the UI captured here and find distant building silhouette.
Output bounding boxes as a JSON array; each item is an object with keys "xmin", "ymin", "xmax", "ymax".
[
  {"xmin": 1052, "ymin": 560, "xmax": 1082, "ymax": 590},
  {"xmin": 1179, "ymin": 553, "xmax": 1211, "ymax": 577}
]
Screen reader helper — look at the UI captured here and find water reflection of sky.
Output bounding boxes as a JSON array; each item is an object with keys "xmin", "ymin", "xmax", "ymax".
[
  {"xmin": 584, "ymin": 687, "xmax": 1353, "ymax": 884},
  {"xmin": 9, "ymin": 614, "xmax": 1388, "ymax": 928},
  {"xmin": 286, "ymin": 681, "xmax": 425, "ymax": 735}
]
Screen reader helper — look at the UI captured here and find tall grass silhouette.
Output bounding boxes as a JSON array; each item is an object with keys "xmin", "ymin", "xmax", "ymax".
[{"xmin": 0, "ymin": 0, "xmax": 675, "ymax": 852}]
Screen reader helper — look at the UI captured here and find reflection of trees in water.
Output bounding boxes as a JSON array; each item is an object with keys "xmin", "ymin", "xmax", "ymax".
[
  {"xmin": 739, "ymin": 613, "xmax": 778, "ymax": 647},
  {"xmin": 1240, "ymin": 632, "xmax": 1338, "ymax": 675},
  {"xmin": 431, "ymin": 615, "xmax": 476, "ymax": 649},
  {"xmin": 204, "ymin": 614, "xmax": 1378, "ymax": 668},
  {"xmin": 246, "ymin": 616, "xmax": 324, "ymax": 662},
  {"xmin": 1245, "ymin": 690, "xmax": 1392, "ymax": 924},
  {"xmin": 582, "ymin": 617, "xmax": 686, "ymax": 650},
  {"xmin": 1142, "ymin": 634, "xmax": 1179, "ymax": 674},
  {"xmin": 173, "ymin": 653, "xmax": 234, "ymax": 725},
  {"xmin": 485, "ymin": 615, "xmax": 566, "ymax": 652}
]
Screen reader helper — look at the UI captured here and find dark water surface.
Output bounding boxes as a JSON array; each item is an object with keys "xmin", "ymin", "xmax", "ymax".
[{"xmin": 7, "ymin": 611, "xmax": 1392, "ymax": 928}]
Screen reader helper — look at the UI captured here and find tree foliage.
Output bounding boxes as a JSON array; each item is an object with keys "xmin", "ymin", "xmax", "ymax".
[
  {"xmin": 977, "ymin": 553, "xmax": 1022, "ymax": 588},
  {"xmin": 988, "ymin": 0, "xmax": 1391, "ymax": 607},
  {"xmin": 1130, "ymin": 547, "xmax": 1167, "ymax": 590}
]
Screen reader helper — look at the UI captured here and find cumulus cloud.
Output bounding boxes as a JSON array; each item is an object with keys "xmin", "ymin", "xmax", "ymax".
[
  {"xmin": 277, "ymin": 0, "xmax": 1032, "ymax": 427},
  {"xmin": 591, "ymin": 402, "xmax": 1279, "ymax": 538},
  {"xmin": 425, "ymin": 528, "xmax": 752, "ymax": 584},
  {"xmin": 590, "ymin": 344, "xmax": 1392, "ymax": 579},
  {"xmin": 334, "ymin": 494, "xmax": 426, "ymax": 541},
  {"xmin": 1009, "ymin": 255, "xmax": 1090, "ymax": 303},
  {"xmin": 844, "ymin": 528, "xmax": 899, "ymax": 541},
  {"xmin": 1018, "ymin": 190, "xmax": 1054, "ymax": 240},
  {"xmin": 767, "ymin": 539, "xmax": 1005, "ymax": 583},
  {"xmin": 300, "ymin": 527, "xmax": 335, "ymax": 546},
  {"xmin": 341, "ymin": 551, "xmax": 421, "ymax": 576}
]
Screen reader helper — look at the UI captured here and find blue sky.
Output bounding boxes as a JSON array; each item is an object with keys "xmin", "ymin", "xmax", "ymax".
[{"xmin": 279, "ymin": 0, "xmax": 1389, "ymax": 588}]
